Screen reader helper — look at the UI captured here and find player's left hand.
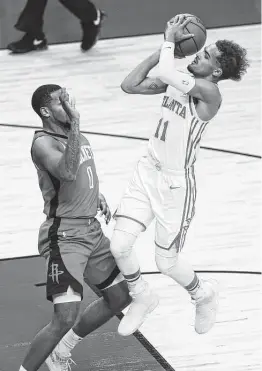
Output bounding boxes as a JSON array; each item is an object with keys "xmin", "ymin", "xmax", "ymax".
[
  {"xmin": 164, "ymin": 15, "xmax": 194, "ymax": 43},
  {"xmin": 59, "ymin": 88, "xmax": 80, "ymax": 125},
  {"xmin": 98, "ymin": 193, "xmax": 111, "ymax": 224}
]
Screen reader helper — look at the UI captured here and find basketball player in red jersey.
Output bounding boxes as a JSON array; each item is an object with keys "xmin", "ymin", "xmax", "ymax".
[
  {"xmin": 19, "ymin": 85, "xmax": 131, "ymax": 371},
  {"xmin": 110, "ymin": 15, "xmax": 249, "ymax": 336}
]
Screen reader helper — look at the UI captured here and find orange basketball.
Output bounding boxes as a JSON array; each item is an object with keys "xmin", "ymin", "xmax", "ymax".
[{"xmin": 172, "ymin": 14, "xmax": 207, "ymax": 57}]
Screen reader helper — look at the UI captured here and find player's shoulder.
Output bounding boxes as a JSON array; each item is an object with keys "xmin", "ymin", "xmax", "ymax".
[
  {"xmin": 195, "ymin": 78, "xmax": 222, "ymax": 102},
  {"xmin": 33, "ymin": 134, "xmax": 58, "ymax": 149},
  {"xmin": 195, "ymin": 78, "xmax": 220, "ymax": 93},
  {"xmin": 32, "ymin": 132, "xmax": 64, "ymax": 157}
]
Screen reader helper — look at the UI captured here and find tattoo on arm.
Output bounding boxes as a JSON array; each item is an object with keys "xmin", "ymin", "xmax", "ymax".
[
  {"xmin": 62, "ymin": 122, "xmax": 81, "ymax": 179},
  {"xmin": 146, "ymin": 79, "xmax": 167, "ymax": 94},
  {"xmin": 148, "ymin": 82, "xmax": 160, "ymax": 90}
]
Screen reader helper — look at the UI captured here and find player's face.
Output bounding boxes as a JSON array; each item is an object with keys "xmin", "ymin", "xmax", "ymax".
[
  {"xmin": 46, "ymin": 90, "xmax": 70, "ymax": 126},
  {"xmin": 187, "ymin": 44, "xmax": 221, "ymax": 78}
]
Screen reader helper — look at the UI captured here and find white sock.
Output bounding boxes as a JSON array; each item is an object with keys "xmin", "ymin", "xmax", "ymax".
[
  {"xmin": 156, "ymin": 253, "xmax": 203, "ymax": 297},
  {"xmin": 56, "ymin": 329, "xmax": 83, "ymax": 356},
  {"xmin": 128, "ymin": 275, "xmax": 147, "ymax": 295},
  {"xmin": 19, "ymin": 367, "xmax": 27, "ymax": 371},
  {"xmin": 110, "ymin": 230, "xmax": 147, "ymax": 294}
]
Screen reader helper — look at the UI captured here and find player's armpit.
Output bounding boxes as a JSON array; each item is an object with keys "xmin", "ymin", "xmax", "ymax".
[
  {"xmin": 32, "ymin": 136, "xmax": 74, "ymax": 181},
  {"xmin": 121, "ymin": 78, "xmax": 167, "ymax": 95}
]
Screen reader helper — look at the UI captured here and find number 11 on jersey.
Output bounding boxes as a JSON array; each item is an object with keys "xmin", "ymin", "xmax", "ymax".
[{"xmin": 155, "ymin": 118, "xmax": 169, "ymax": 142}]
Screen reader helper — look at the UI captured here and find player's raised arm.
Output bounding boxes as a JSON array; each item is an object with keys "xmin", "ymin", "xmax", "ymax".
[
  {"xmin": 158, "ymin": 16, "xmax": 199, "ymax": 94},
  {"xmin": 120, "ymin": 50, "xmax": 167, "ymax": 95},
  {"xmin": 33, "ymin": 89, "xmax": 81, "ymax": 181},
  {"xmin": 158, "ymin": 16, "xmax": 221, "ymax": 104}
]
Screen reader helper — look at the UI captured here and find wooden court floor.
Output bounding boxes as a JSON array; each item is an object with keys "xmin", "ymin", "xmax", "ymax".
[{"xmin": 0, "ymin": 24, "xmax": 261, "ymax": 370}]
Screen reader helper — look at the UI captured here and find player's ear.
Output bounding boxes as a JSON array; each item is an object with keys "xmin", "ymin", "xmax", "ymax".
[
  {"xmin": 213, "ymin": 68, "xmax": 222, "ymax": 78},
  {"xmin": 40, "ymin": 107, "xmax": 50, "ymax": 118}
]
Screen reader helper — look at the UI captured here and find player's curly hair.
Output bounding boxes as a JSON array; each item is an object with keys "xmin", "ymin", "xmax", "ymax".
[
  {"xmin": 31, "ymin": 84, "xmax": 61, "ymax": 117},
  {"xmin": 215, "ymin": 40, "xmax": 249, "ymax": 81}
]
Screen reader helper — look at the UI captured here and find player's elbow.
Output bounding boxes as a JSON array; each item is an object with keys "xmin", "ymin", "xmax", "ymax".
[{"xmin": 120, "ymin": 82, "xmax": 135, "ymax": 94}]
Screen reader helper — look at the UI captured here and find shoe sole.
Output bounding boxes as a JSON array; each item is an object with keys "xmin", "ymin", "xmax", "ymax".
[
  {"xmin": 8, "ymin": 45, "xmax": 48, "ymax": 54},
  {"xmin": 6, "ymin": 45, "xmax": 48, "ymax": 54},
  {"xmin": 118, "ymin": 296, "xmax": 159, "ymax": 336}
]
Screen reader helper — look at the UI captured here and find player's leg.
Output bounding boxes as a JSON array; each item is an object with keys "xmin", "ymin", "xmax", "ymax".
[
  {"xmin": 110, "ymin": 159, "xmax": 160, "ymax": 335},
  {"xmin": 154, "ymin": 171, "xmax": 199, "ymax": 289},
  {"xmin": 20, "ymin": 301, "xmax": 80, "ymax": 371},
  {"xmin": 54, "ymin": 276, "xmax": 131, "ymax": 358},
  {"xmin": 111, "ymin": 220, "xmax": 159, "ymax": 336},
  {"xmin": 156, "ymin": 248, "xmax": 218, "ymax": 334},
  {"xmin": 111, "ymin": 159, "xmax": 155, "ymax": 291},
  {"xmin": 154, "ymin": 168, "xmax": 218, "ymax": 334},
  {"xmin": 47, "ymin": 229, "xmax": 131, "ymax": 359},
  {"xmin": 111, "ymin": 218, "xmax": 144, "ymax": 291},
  {"xmin": 61, "ymin": 232, "xmax": 132, "ymax": 344},
  {"xmin": 46, "ymin": 281, "xmax": 131, "ymax": 367},
  {"xmin": 20, "ymin": 218, "xmax": 87, "ymax": 371},
  {"xmin": 19, "ymin": 251, "xmax": 83, "ymax": 371},
  {"xmin": 7, "ymin": 0, "xmax": 48, "ymax": 53}
]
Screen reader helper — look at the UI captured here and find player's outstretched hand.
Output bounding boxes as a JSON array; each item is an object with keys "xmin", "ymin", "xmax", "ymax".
[
  {"xmin": 59, "ymin": 88, "xmax": 80, "ymax": 125},
  {"xmin": 165, "ymin": 15, "xmax": 194, "ymax": 43},
  {"xmin": 98, "ymin": 193, "xmax": 111, "ymax": 224}
]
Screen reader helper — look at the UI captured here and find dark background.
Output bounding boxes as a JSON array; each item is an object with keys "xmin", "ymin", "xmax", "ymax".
[{"xmin": 0, "ymin": 0, "xmax": 261, "ymax": 49}]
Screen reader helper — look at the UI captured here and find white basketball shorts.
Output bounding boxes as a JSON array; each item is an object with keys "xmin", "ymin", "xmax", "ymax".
[{"xmin": 114, "ymin": 155, "xmax": 196, "ymax": 252}]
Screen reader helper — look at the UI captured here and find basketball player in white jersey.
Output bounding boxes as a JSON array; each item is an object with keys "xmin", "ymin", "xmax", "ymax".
[{"xmin": 110, "ymin": 15, "xmax": 249, "ymax": 336}]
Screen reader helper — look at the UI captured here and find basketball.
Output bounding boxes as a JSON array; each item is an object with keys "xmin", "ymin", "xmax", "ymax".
[{"xmin": 172, "ymin": 14, "xmax": 207, "ymax": 58}]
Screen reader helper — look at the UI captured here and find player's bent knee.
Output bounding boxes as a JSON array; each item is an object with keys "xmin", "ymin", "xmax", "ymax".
[
  {"xmin": 114, "ymin": 217, "xmax": 144, "ymax": 237},
  {"xmin": 110, "ymin": 229, "xmax": 137, "ymax": 259},
  {"xmin": 155, "ymin": 252, "xmax": 179, "ymax": 276},
  {"xmin": 102, "ymin": 278, "xmax": 131, "ymax": 313},
  {"xmin": 52, "ymin": 303, "xmax": 80, "ymax": 333}
]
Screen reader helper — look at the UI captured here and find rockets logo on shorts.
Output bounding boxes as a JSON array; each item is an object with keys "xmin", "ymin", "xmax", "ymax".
[{"xmin": 49, "ymin": 263, "xmax": 64, "ymax": 284}]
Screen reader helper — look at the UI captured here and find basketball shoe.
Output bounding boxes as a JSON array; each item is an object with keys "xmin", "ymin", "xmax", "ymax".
[
  {"xmin": 192, "ymin": 280, "xmax": 218, "ymax": 334},
  {"xmin": 81, "ymin": 9, "xmax": 107, "ymax": 52},
  {"xmin": 45, "ymin": 349, "xmax": 76, "ymax": 371},
  {"xmin": 118, "ymin": 281, "xmax": 159, "ymax": 336}
]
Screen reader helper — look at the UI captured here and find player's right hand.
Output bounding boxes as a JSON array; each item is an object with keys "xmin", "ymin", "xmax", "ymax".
[
  {"xmin": 59, "ymin": 88, "xmax": 80, "ymax": 125},
  {"xmin": 165, "ymin": 15, "xmax": 194, "ymax": 43},
  {"xmin": 98, "ymin": 193, "xmax": 111, "ymax": 224}
]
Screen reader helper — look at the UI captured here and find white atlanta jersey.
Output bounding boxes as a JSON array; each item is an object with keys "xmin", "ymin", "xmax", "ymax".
[
  {"xmin": 114, "ymin": 85, "xmax": 213, "ymax": 251},
  {"xmin": 148, "ymin": 85, "xmax": 210, "ymax": 170}
]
